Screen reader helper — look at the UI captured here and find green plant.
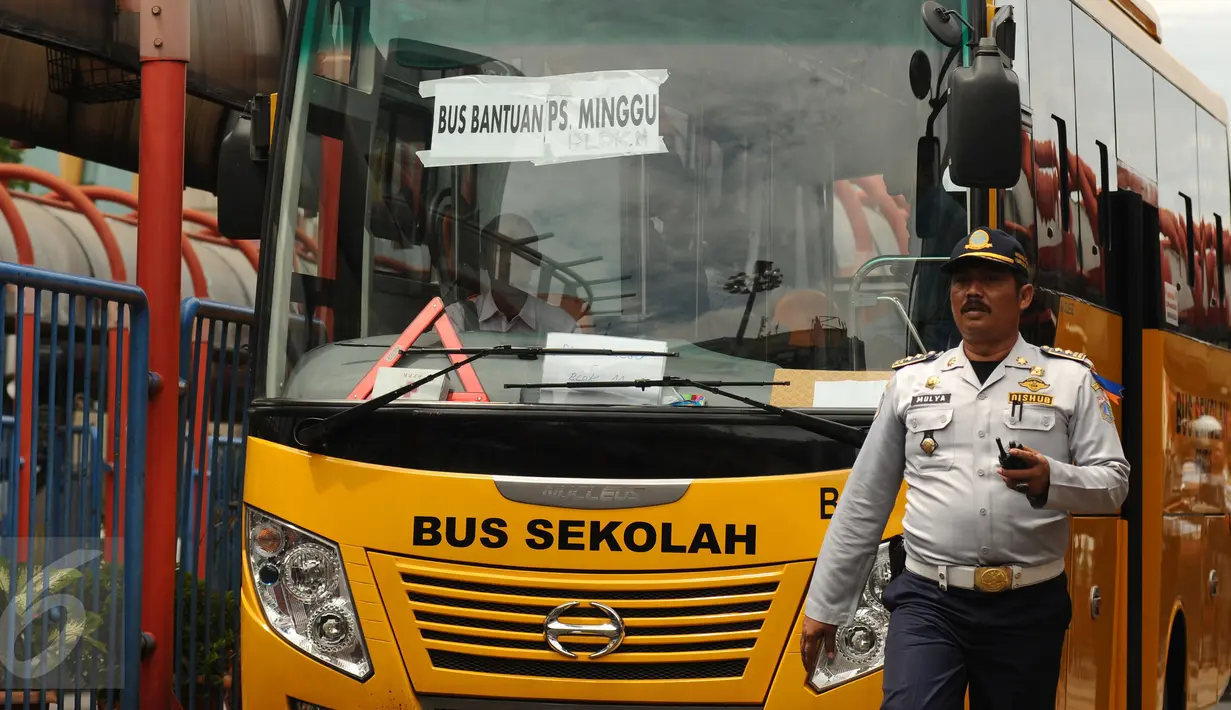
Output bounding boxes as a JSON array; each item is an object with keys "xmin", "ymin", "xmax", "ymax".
[
  {"xmin": 175, "ymin": 569, "xmax": 237, "ymax": 690},
  {"xmin": 0, "ymin": 551, "xmax": 122, "ymax": 691},
  {"xmin": 0, "ymin": 550, "xmax": 245, "ymax": 707},
  {"xmin": 0, "ymin": 138, "xmax": 30, "ymax": 191},
  {"xmin": 0, "ymin": 552, "xmax": 241, "ymax": 702}
]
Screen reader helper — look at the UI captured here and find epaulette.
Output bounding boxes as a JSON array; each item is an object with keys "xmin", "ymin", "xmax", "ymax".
[
  {"xmin": 891, "ymin": 350, "xmax": 941, "ymax": 370},
  {"xmin": 1039, "ymin": 345, "xmax": 1094, "ymax": 368}
]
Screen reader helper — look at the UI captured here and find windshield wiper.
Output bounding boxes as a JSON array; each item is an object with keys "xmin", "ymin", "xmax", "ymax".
[
  {"xmin": 505, "ymin": 376, "xmax": 868, "ymax": 447},
  {"xmin": 294, "ymin": 345, "xmax": 679, "ymax": 451}
]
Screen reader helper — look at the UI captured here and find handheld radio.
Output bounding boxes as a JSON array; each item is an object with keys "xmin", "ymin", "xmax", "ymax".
[{"xmin": 996, "ymin": 437, "xmax": 1031, "ymax": 495}]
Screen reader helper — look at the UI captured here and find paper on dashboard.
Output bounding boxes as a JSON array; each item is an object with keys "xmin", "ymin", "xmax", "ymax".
[{"xmin": 540, "ymin": 332, "xmax": 669, "ymax": 405}]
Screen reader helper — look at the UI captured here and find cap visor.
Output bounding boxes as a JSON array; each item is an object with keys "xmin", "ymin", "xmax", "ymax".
[{"xmin": 941, "ymin": 252, "xmax": 1026, "ymax": 274}]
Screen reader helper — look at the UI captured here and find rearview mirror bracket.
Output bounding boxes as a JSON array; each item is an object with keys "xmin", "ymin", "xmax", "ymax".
[
  {"xmin": 992, "ymin": 5, "xmax": 1017, "ymax": 66},
  {"xmin": 215, "ymin": 93, "xmax": 272, "ymax": 240},
  {"xmin": 248, "ymin": 94, "xmax": 272, "ymax": 162}
]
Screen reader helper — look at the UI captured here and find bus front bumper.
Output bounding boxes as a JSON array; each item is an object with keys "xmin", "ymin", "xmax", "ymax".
[{"xmin": 239, "ymin": 558, "xmax": 886, "ymax": 709}]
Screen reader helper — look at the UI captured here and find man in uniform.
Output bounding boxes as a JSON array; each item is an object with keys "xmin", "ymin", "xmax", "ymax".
[
  {"xmin": 799, "ymin": 227, "xmax": 1130, "ymax": 709},
  {"xmin": 443, "ymin": 214, "xmax": 580, "ymax": 335}
]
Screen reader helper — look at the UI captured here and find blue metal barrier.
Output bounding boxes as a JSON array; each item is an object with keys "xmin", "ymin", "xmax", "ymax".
[
  {"xmin": 47, "ymin": 423, "xmax": 106, "ymax": 542},
  {"xmin": 0, "ymin": 416, "xmax": 14, "ymax": 528},
  {"xmin": 175, "ymin": 298, "xmax": 254, "ymax": 710},
  {"xmin": 0, "ymin": 261, "xmax": 149, "ymax": 710}
]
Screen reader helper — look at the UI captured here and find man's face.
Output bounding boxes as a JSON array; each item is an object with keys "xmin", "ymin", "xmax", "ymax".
[{"xmin": 948, "ymin": 262, "xmax": 1032, "ymax": 341}]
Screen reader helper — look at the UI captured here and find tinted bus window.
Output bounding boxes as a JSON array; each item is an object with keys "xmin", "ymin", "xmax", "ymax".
[
  {"xmin": 1028, "ymin": 0, "xmax": 1091, "ymax": 304},
  {"xmin": 1072, "ymin": 7, "xmax": 1115, "ymax": 307},
  {"xmin": 1197, "ymin": 108, "xmax": 1231, "ymax": 345},
  {"xmin": 997, "ymin": 0, "xmax": 1034, "ymax": 267},
  {"xmin": 1113, "ymin": 42, "xmax": 1157, "ymax": 189},
  {"xmin": 1154, "ymin": 75, "xmax": 1201, "ymax": 334}
]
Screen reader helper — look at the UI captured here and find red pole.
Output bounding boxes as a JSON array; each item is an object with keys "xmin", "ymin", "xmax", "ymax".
[
  {"xmin": 137, "ymin": 0, "xmax": 189, "ymax": 707},
  {"xmin": 0, "ymin": 186, "xmax": 36, "ymax": 562}
]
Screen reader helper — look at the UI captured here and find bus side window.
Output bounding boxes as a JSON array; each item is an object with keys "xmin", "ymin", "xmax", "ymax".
[
  {"xmin": 1111, "ymin": 40, "xmax": 1160, "ymax": 331},
  {"xmin": 996, "ymin": 0, "xmax": 1035, "ymax": 281},
  {"xmin": 996, "ymin": 0, "xmax": 1039, "ymax": 343},
  {"xmin": 1072, "ymin": 6, "xmax": 1116, "ymax": 307},
  {"xmin": 1154, "ymin": 75, "xmax": 1202, "ymax": 335},
  {"xmin": 1197, "ymin": 108, "xmax": 1231, "ymax": 347},
  {"xmin": 1027, "ymin": 0, "xmax": 1091, "ymax": 304}
]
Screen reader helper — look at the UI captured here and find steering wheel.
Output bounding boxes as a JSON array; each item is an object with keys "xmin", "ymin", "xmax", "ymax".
[{"xmin": 425, "ymin": 187, "xmax": 599, "ymax": 317}]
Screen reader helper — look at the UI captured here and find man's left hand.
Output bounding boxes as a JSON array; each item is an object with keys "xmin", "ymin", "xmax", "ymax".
[{"xmin": 998, "ymin": 444, "xmax": 1050, "ymax": 496}]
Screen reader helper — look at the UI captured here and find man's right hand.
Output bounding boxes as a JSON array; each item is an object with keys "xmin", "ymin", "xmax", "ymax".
[{"xmin": 800, "ymin": 615, "xmax": 838, "ymax": 673}]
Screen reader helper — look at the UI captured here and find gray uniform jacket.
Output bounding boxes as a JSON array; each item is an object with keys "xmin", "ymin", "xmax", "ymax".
[{"xmin": 804, "ymin": 335, "xmax": 1131, "ymax": 626}]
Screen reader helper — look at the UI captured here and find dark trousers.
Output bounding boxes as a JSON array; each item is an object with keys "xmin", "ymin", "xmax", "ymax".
[{"xmin": 879, "ymin": 568, "xmax": 1072, "ymax": 710}]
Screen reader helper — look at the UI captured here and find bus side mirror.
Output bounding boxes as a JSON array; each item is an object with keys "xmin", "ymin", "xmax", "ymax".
[
  {"xmin": 216, "ymin": 95, "xmax": 272, "ymax": 240},
  {"xmin": 946, "ymin": 37, "xmax": 1022, "ymax": 189}
]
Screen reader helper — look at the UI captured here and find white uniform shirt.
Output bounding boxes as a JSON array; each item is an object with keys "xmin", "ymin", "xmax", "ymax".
[
  {"xmin": 804, "ymin": 335, "xmax": 1130, "ymax": 625},
  {"xmin": 444, "ymin": 288, "xmax": 580, "ymax": 334}
]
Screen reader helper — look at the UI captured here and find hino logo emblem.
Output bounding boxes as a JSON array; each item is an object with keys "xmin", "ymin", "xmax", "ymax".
[{"xmin": 543, "ymin": 601, "xmax": 625, "ymax": 659}]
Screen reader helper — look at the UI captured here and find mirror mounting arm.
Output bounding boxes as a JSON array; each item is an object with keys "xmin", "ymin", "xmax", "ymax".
[
  {"xmin": 922, "ymin": 1, "xmax": 979, "ymax": 48},
  {"xmin": 925, "ymin": 92, "xmax": 949, "ymax": 138},
  {"xmin": 934, "ymin": 7, "xmax": 977, "ymax": 37},
  {"xmin": 934, "ymin": 44, "xmax": 962, "ymax": 99}
]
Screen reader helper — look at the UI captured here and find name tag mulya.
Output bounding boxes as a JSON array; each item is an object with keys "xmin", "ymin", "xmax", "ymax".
[{"xmin": 910, "ymin": 393, "xmax": 952, "ymax": 406}]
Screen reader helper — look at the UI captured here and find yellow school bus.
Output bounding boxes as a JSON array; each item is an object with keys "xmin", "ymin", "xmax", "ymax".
[{"xmin": 213, "ymin": 0, "xmax": 1231, "ymax": 707}]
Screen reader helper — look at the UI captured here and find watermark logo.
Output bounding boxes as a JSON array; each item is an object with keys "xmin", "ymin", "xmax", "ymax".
[
  {"xmin": 0, "ymin": 539, "xmax": 126, "ymax": 691},
  {"xmin": 0, "ymin": 549, "xmax": 101, "ymax": 680}
]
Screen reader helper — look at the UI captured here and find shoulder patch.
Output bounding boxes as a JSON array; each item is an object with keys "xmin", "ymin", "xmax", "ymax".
[
  {"xmin": 1039, "ymin": 345, "xmax": 1094, "ymax": 369},
  {"xmin": 891, "ymin": 350, "xmax": 942, "ymax": 370}
]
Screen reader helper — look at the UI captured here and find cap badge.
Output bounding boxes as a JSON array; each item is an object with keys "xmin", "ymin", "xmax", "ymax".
[{"xmin": 964, "ymin": 229, "xmax": 992, "ymax": 250}]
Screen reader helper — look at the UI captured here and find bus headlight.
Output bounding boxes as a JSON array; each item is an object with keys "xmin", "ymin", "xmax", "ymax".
[
  {"xmin": 245, "ymin": 506, "xmax": 373, "ymax": 680},
  {"xmin": 807, "ymin": 539, "xmax": 894, "ymax": 692}
]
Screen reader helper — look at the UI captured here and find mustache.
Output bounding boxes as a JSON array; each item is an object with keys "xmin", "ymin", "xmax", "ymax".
[{"xmin": 962, "ymin": 299, "xmax": 990, "ymax": 313}]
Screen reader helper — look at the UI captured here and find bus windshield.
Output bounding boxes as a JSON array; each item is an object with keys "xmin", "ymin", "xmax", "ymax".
[{"xmin": 262, "ymin": 0, "xmax": 974, "ymax": 408}]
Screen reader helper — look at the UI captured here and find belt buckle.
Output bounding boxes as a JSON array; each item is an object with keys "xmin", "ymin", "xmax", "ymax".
[{"xmin": 974, "ymin": 566, "xmax": 1012, "ymax": 592}]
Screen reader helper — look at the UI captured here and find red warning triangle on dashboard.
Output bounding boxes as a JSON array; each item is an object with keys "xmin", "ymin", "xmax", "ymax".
[{"xmin": 347, "ymin": 296, "xmax": 489, "ymax": 402}]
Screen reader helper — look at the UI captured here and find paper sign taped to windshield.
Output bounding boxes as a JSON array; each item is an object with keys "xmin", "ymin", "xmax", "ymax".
[
  {"xmin": 372, "ymin": 367, "xmax": 450, "ymax": 401},
  {"xmin": 416, "ymin": 69, "xmax": 669, "ymax": 168},
  {"xmin": 539, "ymin": 332, "xmax": 669, "ymax": 405},
  {"xmin": 812, "ymin": 379, "xmax": 890, "ymax": 409}
]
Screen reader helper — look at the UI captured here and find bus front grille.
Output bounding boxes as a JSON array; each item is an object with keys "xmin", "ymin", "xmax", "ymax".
[
  {"xmin": 403, "ymin": 568, "xmax": 774, "ymax": 676},
  {"xmin": 367, "ymin": 553, "xmax": 813, "ymax": 701}
]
